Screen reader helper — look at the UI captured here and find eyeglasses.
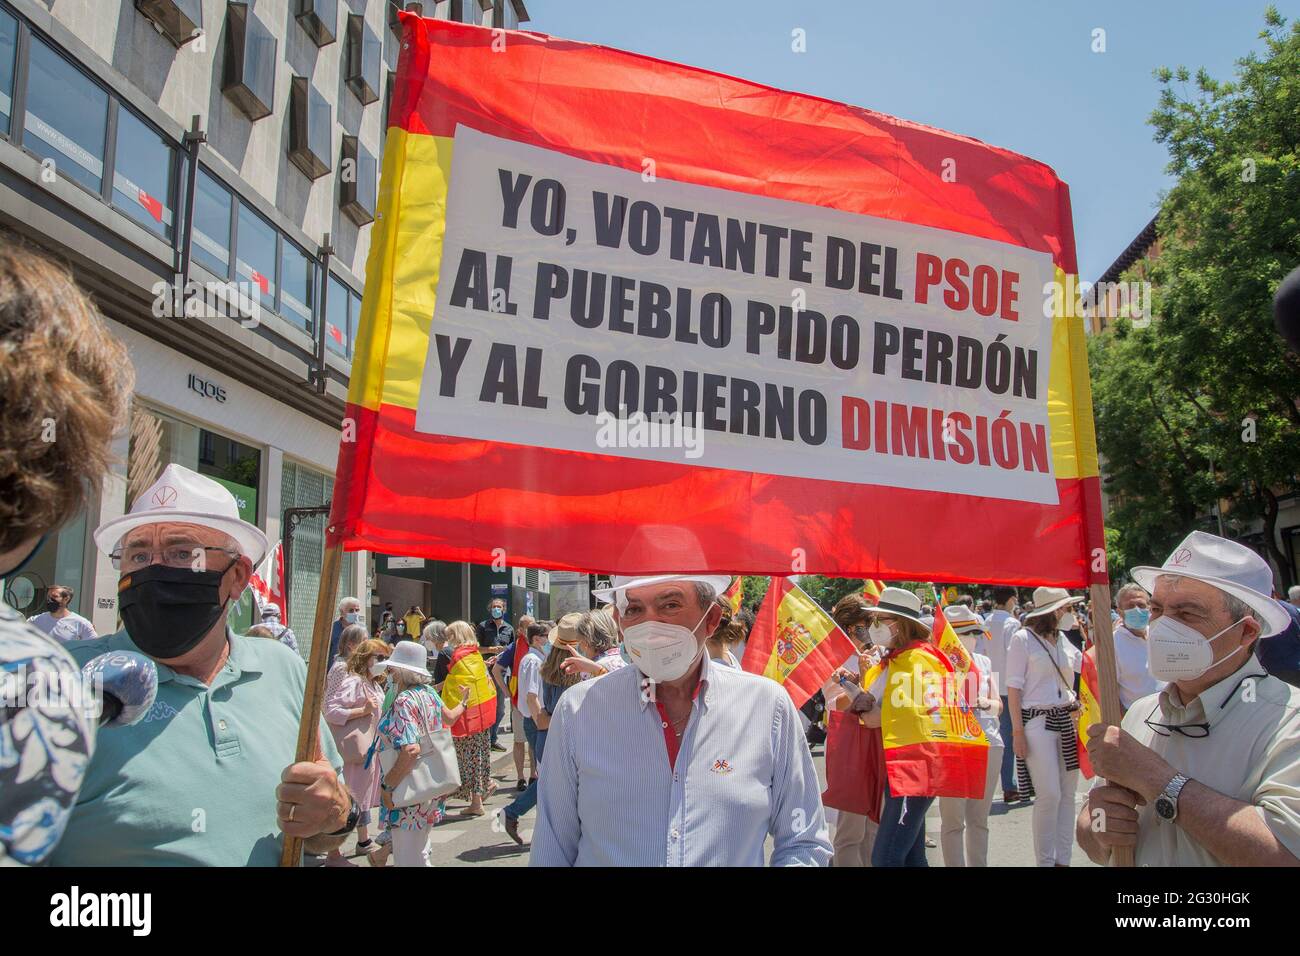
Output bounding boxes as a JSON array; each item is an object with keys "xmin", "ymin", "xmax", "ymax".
[
  {"xmin": 110, "ymin": 546, "xmax": 239, "ymax": 571},
  {"xmin": 1143, "ymin": 704, "xmax": 1210, "ymax": 738}
]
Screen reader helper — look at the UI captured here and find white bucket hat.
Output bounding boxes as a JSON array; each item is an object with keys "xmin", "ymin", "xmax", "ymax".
[
  {"xmin": 869, "ymin": 586, "xmax": 925, "ymax": 625},
  {"xmin": 1132, "ymin": 531, "xmax": 1290, "ymax": 637},
  {"xmin": 1022, "ymin": 586, "xmax": 1084, "ymax": 619},
  {"xmin": 372, "ymin": 640, "xmax": 430, "ymax": 677},
  {"xmin": 93, "ymin": 464, "xmax": 269, "ymax": 565},
  {"xmin": 593, "ymin": 574, "xmax": 733, "ymax": 612},
  {"xmin": 942, "ymin": 603, "xmax": 984, "ymax": 632}
]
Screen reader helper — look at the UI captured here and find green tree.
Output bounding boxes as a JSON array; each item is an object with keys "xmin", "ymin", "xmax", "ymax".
[{"xmin": 1092, "ymin": 8, "xmax": 1300, "ymax": 586}]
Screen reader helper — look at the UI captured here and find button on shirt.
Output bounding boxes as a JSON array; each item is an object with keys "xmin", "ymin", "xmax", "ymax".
[
  {"xmin": 1115, "ymin": 658, "xmax": 1300, "ymax": 866},
  {"xmin": 1005, "ymin": 627, "xmax": 1081, "ymax": 708},
  {"xmin": 51, "ymin": 628, "xmax": 342, "ymax": 867},
  {"xmin": 530, "ymin": 653, "xmax": 832, "ymax": 867},
  {"xmin": 1113, "ymin": 625, "xmax": 1165, "ymax": 710}
]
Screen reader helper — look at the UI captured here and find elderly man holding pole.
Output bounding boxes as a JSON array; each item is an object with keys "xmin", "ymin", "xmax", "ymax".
[
  {"xmin": 1077, "ymin": 531, "xmax": 1300, "ymax": 866},
  {"xmin": 50, "ymin": 465, "xmax": 354, "ymax": 866},
  {"xmin": 529, "ymin": 573, "xmax": 832, "ymax": 867}
]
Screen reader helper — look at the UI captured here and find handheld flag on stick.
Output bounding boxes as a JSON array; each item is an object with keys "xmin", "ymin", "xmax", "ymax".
[
  {"xmin": 721, "ymin": 577, "xmax": 744, "ymax": 616},
  {"xmin": 742, "ymin": 577, "xmax": 855, "ymax": 710},
  {"xmin": 862, "ymin": 579, "xmax": 885, "ymax": 606},
  {"xmin": 1077, "ymin": 649, "xmax": 1103, "ymax": 779},
  {"xmin": 249, "ymin": 541, "xmax": 286, "ymax": 623}
]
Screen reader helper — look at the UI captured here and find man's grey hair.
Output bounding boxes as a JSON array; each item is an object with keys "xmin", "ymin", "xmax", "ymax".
[
  {"xmin": 1288, "ymin": 585, "xmax": 1300, "ymax": 605},
  {"xmin": 693, "ymin": 581, "xmax": 718, "ymax": 610},
  {"xmin": 422, "ymin": 620, "xmax": 447, "ymax": 645},
  {"xmin": 1115, "ymin": 583, "xmax": 1148, "ymax": 606},
  {"xmin": 1222, "ymin": 592, "xmax": 1256, "ymax": 626},
  {"xmin": 337, "ymin": 596, "xmax": 360, "ymax": 613}
]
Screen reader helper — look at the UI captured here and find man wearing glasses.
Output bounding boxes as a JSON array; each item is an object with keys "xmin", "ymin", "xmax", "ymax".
[
  {"xmin": 1076, "ymin": 531, "xmax": 1300, "ymax": 866},
  {"xmin": 49, "ymin": 464, "xmax": 355, "ymax": 866}
]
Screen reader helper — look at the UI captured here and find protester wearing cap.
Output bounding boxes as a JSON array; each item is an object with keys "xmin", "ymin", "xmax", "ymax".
[
  {"xmin": 937, "ymin": 605, "xmax": 1004, "ymax": 867},
  {"xmin": 530, "ymin": 573, "xmax": 831, "ymax": 866},
  {"xmin": 1078, "ymin": 531, "xmax": 1300, "ymax": 866},
  {"xmin": 49, "ymin": 464, "xmax": 355, "ymax": 866},
  {"xmin": 500, "ymin": 619, "xmax": 561, "ymax": 844},
  {"xmin": 258, "ymin": 603, "xmax": 299, "ymax": 654},
  {"xmin": 368, "ymin": 640, "xmax": 470, "ymax": 867},
  {"xmin": 1005, "ymin": 586, "xmax": 1084, "ymax": 866},
  {"xmin": 851, "ymin": 587, "xmax": 939, "ymax": 867}
]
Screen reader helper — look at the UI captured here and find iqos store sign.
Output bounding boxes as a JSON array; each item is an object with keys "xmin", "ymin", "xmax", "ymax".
[{"xmin": 187, "ymin": 372, "xmax": 228, "ymax": 403}]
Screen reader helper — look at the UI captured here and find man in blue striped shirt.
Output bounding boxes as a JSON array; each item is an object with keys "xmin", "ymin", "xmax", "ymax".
[{"xmin": 530, "ymin": 574, "xmax": 832, "ymax": 866}]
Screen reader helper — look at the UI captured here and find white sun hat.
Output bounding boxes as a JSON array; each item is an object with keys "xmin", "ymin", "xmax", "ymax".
[
  {"xmin": 93, "ymin": 463, "xmax": 269, "ymax": 565},
  {"xmin": 372, "ymin": 640, "xmax": 430, "ymax": 677},
  {"xmin": 942, "ymin": 603, "xmax": 984, "ymax": 632},
  {"xmin": 593, "ymin": 574, "xmax": 733, "ymax": 612},
  {"xmin": 1022, "ymin": 586, "xmax": 1084, "ymax": 619},
  {"xmin": 1132, "ymin": 530, "xmax": 1290, "ymax": 637},
  {"xmin": 869, "ymin": 586, "xmax": 926, "ymax": 625}
]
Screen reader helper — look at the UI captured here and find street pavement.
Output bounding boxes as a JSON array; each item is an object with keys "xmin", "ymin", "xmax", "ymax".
[{"xmin": 330, "ymin": 726, "xmax": 1097, "ymax": 867}]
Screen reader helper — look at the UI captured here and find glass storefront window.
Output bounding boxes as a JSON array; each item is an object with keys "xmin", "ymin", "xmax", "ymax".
[
  {"xmin": 112, "ymin": 105, "xmax": 176, "ymax": 240},
  {"xmin": 192, "ymin": 168, "xmax": 232, "ymax": 279},
  {"xmin": 281, "ymin": 460, "xmax": 355, "ymax": 661},
  {"xmin": 235, "ymin": 202, "xmax": 278, "ymax": 312},
  {"xmin": 325, "ymin": 273, "xmax": 349, "ymax": 357},
  {"xmin": 0, "ymin": 510, "xmax": 87, "ymax": 621},
  {"xmin": 279, "ymin": 239, "xmax": 314, "ymax": 334},
  {"xmin": 24, "ymin": 37, "xmax": 109, "ymax": 194},
  {"xmin": 0, "ymin": 10, "xmax": 16, "ymax": 137}
]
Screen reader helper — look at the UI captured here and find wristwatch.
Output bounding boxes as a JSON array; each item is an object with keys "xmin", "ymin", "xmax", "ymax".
[
  {"xmin": 1154, "ymin": 772, "xmax": 1189, "ymax": 823},
  {"xmin": 328, "ymin": 795, "xmax": 361, "ymax": 836}
]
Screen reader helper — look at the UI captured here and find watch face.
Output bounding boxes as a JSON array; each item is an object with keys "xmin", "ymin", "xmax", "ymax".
[{"xmin": 1155, "ymin": 796, "xmax": 1175, "ymax": 820}]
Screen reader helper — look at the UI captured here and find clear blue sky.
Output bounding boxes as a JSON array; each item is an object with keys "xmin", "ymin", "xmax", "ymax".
[{"xmin": 527, "ymin": 0, "xmax": 1298, "ymax": 283}]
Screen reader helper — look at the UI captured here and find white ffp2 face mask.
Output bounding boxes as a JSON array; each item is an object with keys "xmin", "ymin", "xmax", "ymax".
[
  {"xmin": 868, "ymin": 621, "xmax": 893, "ymax": 648},
  {"xmin": 1058, "ymin": 611, "xmax": 1078, "ymax": 631},
  {"xmin": 1146, "ymin": 614, "xmax": 1247, "ymax": 682},
  {"xmin": 621, "ymin": 609, "xmax": 709, "ymax": 683}
]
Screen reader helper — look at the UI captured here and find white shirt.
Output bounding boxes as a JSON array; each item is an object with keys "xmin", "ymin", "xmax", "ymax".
[
  {"xmin": 1113, "ymin": 625, "xmax": 1165, "ymax": 710},
  {"xmin": 27, "ymin": 611, "xmax": 97, "ymax": 644},
  {"xmin": 1112, "ymin": 658, "xmax": 1300, "ymax": 866},
  {"xmin": 968, "ymin": 651, "xmax": 1003, "ymax": 747},
  {"xmin": 1005, "ymin": 627, "xmax": 1081, "ymax": 708},
  {"xmin": 517, "ymin": 647, "xmax": 545, "ymax": 719},
  {"xmin": 983, "ymin": 609, "xmax": 1014, "ymax": 689}
]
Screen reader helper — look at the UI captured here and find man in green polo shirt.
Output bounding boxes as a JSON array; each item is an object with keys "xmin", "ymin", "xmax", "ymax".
[{"xmin": 49, "ymin": 465, "xmax": 355, "ymax": 866}]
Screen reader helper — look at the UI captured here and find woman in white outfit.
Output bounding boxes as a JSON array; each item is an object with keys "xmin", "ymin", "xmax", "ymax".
[
  {"xmin": 1005, "ymin": 586, "xmax": 1084, "ymax": 867},
  {"xmin": 938, "ymin": 605, "xmax": 1004, "ymax": 867}
]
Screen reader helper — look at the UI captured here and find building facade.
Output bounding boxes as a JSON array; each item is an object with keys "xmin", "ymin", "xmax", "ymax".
[{"xmin": 0, "ymin": 0, "xmax": 531, "ymax": 646}]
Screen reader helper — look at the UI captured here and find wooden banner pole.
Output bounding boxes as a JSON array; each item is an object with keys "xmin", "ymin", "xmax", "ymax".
[
  {"xmin": 279, "ymin": 535, "xmax": 345, "ymax": 867},
  {"xmin": 1087, "ymin": 581, "xmax": 1134, "ymax": 868}
]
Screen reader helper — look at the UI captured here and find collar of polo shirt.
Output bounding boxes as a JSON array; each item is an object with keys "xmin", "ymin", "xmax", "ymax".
[
  {"xmin": 1159, "ymin": 655, "xmax": 1267, "ymax": 725},
  {"xmin": 146, "ymin": 627, "xmax": 265, "ymax": 685}
]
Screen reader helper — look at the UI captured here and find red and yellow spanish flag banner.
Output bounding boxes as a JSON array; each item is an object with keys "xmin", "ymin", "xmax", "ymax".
[
  {"xmin": 442, "ymin": 645, "xmax": 497, "ymax": 737},
  {"xmin": 742, "ymin": 577, "xmax": 855, "ymax": 710},
  {"xmin": 931, "ymin": 604, "xmax": 975, "ymax": 676},
  {"xmin": 721, "ymin": 577, "xmax": 744, "ymax": 616},
  {"xmin": 862, "ymin": 642, "xmax": 989, "ymax": 798},
  {"xmin": 1077, "ymin": 649, "xmax": 1104, "ymax": 778},
  {"xmin": 330, "ymin": 14, "xmax": 1105, "ymax": 587},
  {"xmin": 862, "ymin": 580, "xmax": 886, "ymax": 606}
]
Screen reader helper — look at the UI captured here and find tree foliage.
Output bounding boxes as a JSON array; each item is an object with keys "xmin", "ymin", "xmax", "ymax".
[{"xmin": 1091, "ymin": 8, "xmax": 1300, "ymax": 586}]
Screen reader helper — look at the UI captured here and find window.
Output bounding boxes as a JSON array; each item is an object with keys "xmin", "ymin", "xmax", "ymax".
[
  {"xmin": 192, "ymin": 168, "xmax": 232, "ymax": 278},
  {"xmin": 281, "ymin": 460, "xmax": 356, "ymax": 658},
  {"xmin": 0, "ymin": 10, "xmax": 16, "ymax": 137},
  {"xmin": 135, "ymin": 0, "xmax": 204, "ymax": 48},
  {"xmin": 288, "ymin": 76, "xmax": 331, "ymax": 180},
  {"xmin": 223, "ymin": 2, "xmax": 277, "ymax": 121},
  {"xmin": 23, "ymin": 38, "xmax": 109, "ymax": 194},
  {"xmin": 325, "ymin": 273, "xmax": 350, "ymax": 356},
  {"xmin": 340, "ymin": 135, "xmax": 376, "ymax": 226},
  {"xmin": 345, "ymin": 14, "xmax": 381, "ymax": 105},
  {"xmin": 235, "ymin": 202, "xmax": 277, "ymax": 311},
  {"xmin": 112, "ymin": 106, "xmax": 176, "ymax": 239},
  {"xmin": 296, "ymin": 0, "xmax": 338, "ymax": 47},
  {"xmin": 279, "ymin": 239, "xmax": 315, "ymax": 334}
]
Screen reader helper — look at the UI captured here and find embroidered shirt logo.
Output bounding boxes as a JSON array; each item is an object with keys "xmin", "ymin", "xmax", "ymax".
[
  {"xmin": 710, "ymin": 759, "xmax": 733, "ymax": 774},
  {"xmin": 142, "ymin": 700, "xmax": 179, "ymax": 723}
]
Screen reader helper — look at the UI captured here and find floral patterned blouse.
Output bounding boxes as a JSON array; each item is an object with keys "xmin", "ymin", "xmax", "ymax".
[
  {"xmin": 0, "ymin": 600, "xmax": 95, "ymax": 864},
  {"xmin": 372, "ymin": 684, "xmax": 447, "ymax": 830}
]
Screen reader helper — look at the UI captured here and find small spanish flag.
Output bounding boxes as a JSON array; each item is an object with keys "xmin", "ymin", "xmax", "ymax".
[
  {"xmin": 862, "ymin": 579, "xmax": 886, "ymax": 606},
  {"xmin": 742, "ymin": 577, "xmax": 854, "ymax": 710},
  {"xmin": 721, "ymin": 577, "xmax": 744, "ymax": 616},
  {"xmin": 1077, "ymin": 650, "xmax": 1103, "ymax": 778},
  {"xmin": 931, "ymin": 604, "xmax": 976, "ymax": 677}
]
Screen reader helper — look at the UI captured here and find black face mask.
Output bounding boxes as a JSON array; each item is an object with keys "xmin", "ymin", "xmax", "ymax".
[
  {"xmin": 46, "ymin": 596, "xmax": 64, "ymax": 613},
  {"xmin": 119, "ymin": 563, "xmax": 231, "ymax": 660}
]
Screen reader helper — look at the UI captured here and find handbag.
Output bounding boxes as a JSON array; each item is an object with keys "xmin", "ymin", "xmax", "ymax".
[
  {"xmin": 821, "ymin": 709, "xmax": 886, "ymax": 822},
  {"xmin": 377, "ymin": 690, "xmax": 462, "ymax": 807},
  {"xmin": 335, "ymin": 713, "xmax": 376, "ymax": 765}
]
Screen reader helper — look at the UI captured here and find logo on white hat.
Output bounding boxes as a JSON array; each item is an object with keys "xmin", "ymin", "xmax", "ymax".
[
  {"xmin": 151, "ymin": 486, "xmax": 178, "ymax": 508},
  {"xmin": 1170, "ymin": 548, "xmax": 1192, "ymax": 568}
]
